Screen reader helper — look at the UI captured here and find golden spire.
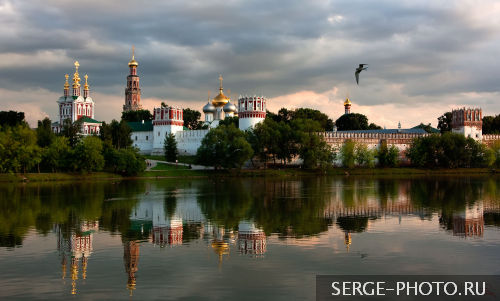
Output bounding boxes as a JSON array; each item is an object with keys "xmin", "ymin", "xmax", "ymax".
[
  {"xmin": 128, "ymin": 45, "xmax": 138, "ymax": 67},
  {"xmin": 71, "ymin": 258, "xmax": 79, "ymax": 295},
  {"xmin": 207, "ymin": 90, "xmax": 211, "ymax": 102},
  {"xmin": 218, "ymin": 74, "xmax": 223, "ymax": 92},
  {"xmin": 72, "ymin": 61, "xmax": 81, "ymax": 88},
  {"xmin": 82, "ymin": 256, "xmax": 88, "ymax": 280},
  {"xmin": 344, "ymin": 232, "xmax": 352, "ymax": 252},
  {"xmin": 64, "ymin": 74, "xmax": 69, "ymax": 90},
  {"xmin": 83, "ymin": 74, "xmax": 89, "ymax": 90}
]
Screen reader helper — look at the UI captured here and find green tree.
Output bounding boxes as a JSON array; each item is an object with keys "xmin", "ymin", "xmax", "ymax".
[
  {"xmin": 354, "ymin": 143, "xmax": 375, "ymax": 167},
  {"xmin": 413, "ymin": 123, "xmax": 437, "ymax": 133},
  {"xmin": 292, "ymin": 118, "xmax": 334, "ymax": 168},
  {"xmin": 368, "ymin": 123, "xmax": 382, "ymax": 130},
  {"xmin": 437, "ymin": 112, "xmax": 452, "ymax": 133},
  {"xmin": 99, "ymin": 121, "xmax": 113, "ymax": 144},
  {"xmin": 42, "ymin": 136, "xmax": 71, "ymax": 172},
  {"xmin": 491, "ymin": 141, "xmax": 500, "ymax": 168},
  {"xmin": 219, "ymin": 116, "xmax": 239, "ymax": 128},
  {"xmin": 73, "ymin": 136, "xmax": 105, "ymax": 172},
  {"xmin": 376, "ymin": 141, "xmax": 399, "ymax": 167},
  {"xmin": 335, "ymin": 113, "xmax": 369, "ymax": 130},
  {"xmin": 340, "ymin": 139, "xmax": 356, "ymax": 168},
  {"xmin": 293, "ymin": 108, "xmax": 334, "ymax": 131},
  {"xmin": 36, "ymin": 117, "xmax": 55, "ymax": 147},
  {"xmin": 482, "ymin": 115, "xmax": 500, "ymax": 134},
  {"xmin": 246, "ymin": 118, "xmax": 279, "ymax": 167},
  {"xmin": 164, "ymin": 133, "xmax": 178, "ymax": 162},
  {"xmin": 407, "ymin": 133, "xmax": 493, "ymax": 168},
  {"xmin": 61, "ymin": 118, "xmax": 82, "ymax": 147},
  {"xmin": 114, "ymin": 148, "xmax": 147, "ymax": 176},
  {"xmin": 121, "ymin": 109, "xmax": 153, "ymax": 122},
  {"xmin": 0, "ymin": 125, "xmax": 42, "ymax": 173},
  {"xmin": 183, "ymin": 108, "xmax": 202, "ymax": 130},
  {"xmin": 110, "ymin": 120, "xmax": 132, "ymax": 149},
  {"xmin": 0, "ymin": 111, "xmax": 26, "ymax": 128},
  {"xmin": 196, "ymin": 124, "xmax": 253, "ymax": 169}
]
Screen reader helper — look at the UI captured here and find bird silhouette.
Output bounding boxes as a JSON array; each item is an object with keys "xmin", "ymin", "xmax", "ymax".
[{"xmin": 355, "ymin": 64, "xmax": 368, "ymax": 85}]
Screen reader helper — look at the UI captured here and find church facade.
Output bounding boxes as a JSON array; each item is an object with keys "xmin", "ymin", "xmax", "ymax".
[{"xmin": 51, "ymin": 61, "xmax": 102, "ymax": 135}]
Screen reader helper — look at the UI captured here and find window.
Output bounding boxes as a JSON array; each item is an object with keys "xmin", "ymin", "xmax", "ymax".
[
  {"xmin": 146, "ymin": 136, "xmax": 148, "ymax": 140},
  {"xmin": 158, "ymin": 131, "xmax": 160, "ymax": 136},
  {"xmin": 135, "ymin": 136, "xmax": 137, "ymax": 141}
]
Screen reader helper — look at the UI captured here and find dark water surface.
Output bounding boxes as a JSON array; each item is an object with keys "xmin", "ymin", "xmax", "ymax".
[{"xmin": 0, "ymin": 176, "xmax": 499, "ymax": 300}]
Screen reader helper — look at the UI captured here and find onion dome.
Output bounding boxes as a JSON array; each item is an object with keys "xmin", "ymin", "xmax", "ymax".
[
  {"xmin": 203, "ymin": 101, "xmax": 216, "ymax": 113},
  {"xmin": 344, "ymin": 97, "xmax": 352, "ymax": 106},
  {"xmin": 223, "ymin": 101, "xmax": 236, "ymax": 113},
  {"xmin": 212, "ymin": 74, "xmax": 230, "ymax": 107}
]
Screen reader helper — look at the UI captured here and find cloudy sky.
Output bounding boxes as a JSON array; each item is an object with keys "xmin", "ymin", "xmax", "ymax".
[{"xmin": 1, "ymin": 0, "xmax": 499, "ymax": 128}]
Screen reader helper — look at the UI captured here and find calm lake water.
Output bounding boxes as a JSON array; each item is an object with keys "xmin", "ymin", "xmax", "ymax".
[{"xmin": 0, "ymin": 176, "xmax": 499, "ymax": 300}]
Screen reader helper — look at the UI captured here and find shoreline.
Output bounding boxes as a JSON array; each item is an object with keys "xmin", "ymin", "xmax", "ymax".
[{"xmin": 0, "ymin": 168, "xmax": 497, "ymax": 183}]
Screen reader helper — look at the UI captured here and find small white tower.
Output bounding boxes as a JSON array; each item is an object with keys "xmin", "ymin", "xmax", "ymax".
[
  {"xmin": 152, "ymin": 106, "xmax": 184, "ymax": 152},
  {"xmin": 238, "ymin": 95, "xmax": 267, "ymax": 131}
]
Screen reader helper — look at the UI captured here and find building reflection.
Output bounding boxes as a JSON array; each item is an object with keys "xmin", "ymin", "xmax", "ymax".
[
  {"xmin": 56, "ymin": 220, "xmax": 98, "ymax": 295},
  {"xmin": 210, "ymin": 225, "xmax": 230, "ymax": 268},
  {"xmin": 452, "ymin": 203, "xmax": 484, "ymax": 237},
  {"xmin": 237, "ymin": 221, "xmax": 266, "ymax": 256},
  {"xmin": 123, "ymin": 240, "xmax": 140, "ymax": 296},
  {"xmin": 42, "ymin": 179, "xmax": 499, "ymax": 296}
]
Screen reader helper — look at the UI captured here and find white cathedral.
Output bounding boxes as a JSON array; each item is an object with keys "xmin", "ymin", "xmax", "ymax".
[
  {"xmin": 52, "ymin": 61, "xmax": 102, "ymax": 135},
  {"xmin": 125, "ymin": 55, "xmax": 267, "ymax": 155}
]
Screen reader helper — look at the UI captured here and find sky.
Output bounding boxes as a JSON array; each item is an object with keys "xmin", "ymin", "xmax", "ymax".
[{"xmin": 1, "ymin": 0, "xmax": 499, "ymax": 128}]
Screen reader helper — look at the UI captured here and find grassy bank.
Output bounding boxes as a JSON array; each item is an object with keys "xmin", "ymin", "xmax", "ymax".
[
  {"xmin": 0, "ymin": 167, "xmax": 497, "ymax": 183},
  {"xmin": 0, "ymin": 172, "xmax": 123, "ymax": 183}
]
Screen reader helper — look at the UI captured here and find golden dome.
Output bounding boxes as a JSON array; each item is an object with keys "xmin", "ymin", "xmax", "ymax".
[
  {"xmin": 344, "ymin": 97, "xmax": 352, "ymax": 106},
  {"xmin": 212, "ymin": 91, "xmax": 230, "ymax": 107},
  {"xmin": 128, "ymin": 59, "xmax": 138, "ymax": 67},
  {"xmin": 212, "ymin": 74, "xmax": 230, "ymax": 107}
]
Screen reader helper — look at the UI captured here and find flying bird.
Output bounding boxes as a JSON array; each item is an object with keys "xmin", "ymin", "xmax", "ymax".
[{"xmin": 355, "ymin": 64, "xmax": 368, "ymax": 85}]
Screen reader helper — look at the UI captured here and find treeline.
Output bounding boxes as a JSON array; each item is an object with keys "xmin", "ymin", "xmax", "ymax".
[
  {"xmin": 193, "ymin": 119, "xmax": 399, "ymax": 169},
  {"xmin": 193, "ymin": 120, "xmax": 500, "ymax": 170},
  {"xmin": 0, "ymin": 113, "xmax": 145, "ymax": 175}
]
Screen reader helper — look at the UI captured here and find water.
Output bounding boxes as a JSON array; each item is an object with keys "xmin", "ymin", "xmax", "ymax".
[{"xmin": 0, "ymin": 176, "xmax": 499, "ymax": 300}]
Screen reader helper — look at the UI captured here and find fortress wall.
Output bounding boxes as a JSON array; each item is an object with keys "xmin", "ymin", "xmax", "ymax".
[
  {"xmin": 482, "ymin": 134, "xmax": 500, "ymax": 146},
  {"xmin": 175, "ymin": 130, "xmax": 210, "ymax": 156}
]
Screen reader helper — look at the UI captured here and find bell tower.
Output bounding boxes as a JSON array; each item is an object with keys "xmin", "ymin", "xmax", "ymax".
[{"xmin": 124, "ymin": 46, "xmax": 142, "ymax": 112}]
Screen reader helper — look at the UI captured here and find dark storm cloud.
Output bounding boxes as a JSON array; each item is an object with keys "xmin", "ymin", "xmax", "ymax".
[{"xmin": 0, "ymin": 0, "xmax": 499, "ymax": 107}]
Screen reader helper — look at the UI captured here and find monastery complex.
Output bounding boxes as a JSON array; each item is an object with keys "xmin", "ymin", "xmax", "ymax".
[{"xmin": 51, "ymin": 50, "xmax": 500, "ymax": 157}]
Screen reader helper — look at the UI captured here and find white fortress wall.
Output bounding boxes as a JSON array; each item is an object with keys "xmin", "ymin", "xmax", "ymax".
[{"xmin": 176, "ymin": 129, "xmax": 210, "ymax": 156}]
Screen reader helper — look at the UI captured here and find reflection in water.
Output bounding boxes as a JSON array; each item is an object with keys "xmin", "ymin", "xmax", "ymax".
[
  {"xmin": 123, "ymin": 241, "xmax": 140, "ymax": 296},
  {"xmin": 56, "ymin": 220, "xmax": 98, "ymax": 295},
  {"xmin": 0, "ymin": 177, "xmax": 499, "ymax": 298}
]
